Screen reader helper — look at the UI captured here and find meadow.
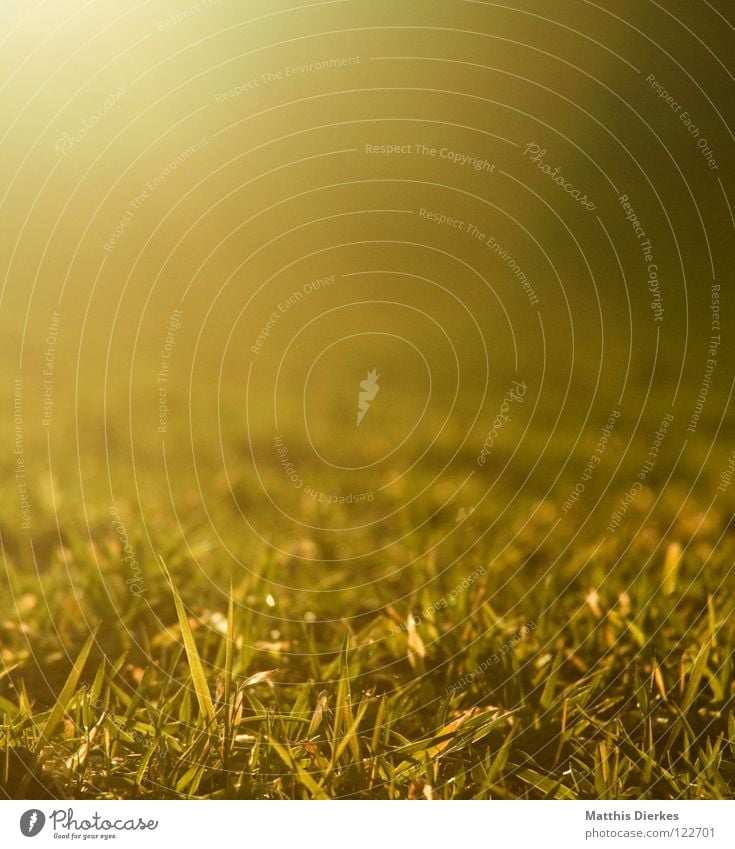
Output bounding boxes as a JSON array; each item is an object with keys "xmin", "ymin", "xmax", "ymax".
[
  {"xmin": 0, "ymin": 0, "xmax": 733, "ymax": 804},
  {"xmin": 2, "ymin": 383, "xmax": 734, "ymax": 800}
]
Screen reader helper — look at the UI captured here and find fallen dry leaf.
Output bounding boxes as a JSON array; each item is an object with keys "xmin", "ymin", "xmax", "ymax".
[
  {"xmin": 64, "ymin": 712, "xmax": 106, "ymax": 771},
  {"xmin": 307, "ymin": 690, "xmax": 329, "ymax": 737},
  {"xmin": 242, "ymin": 669, "xmax": 278, "ymax": 687}
]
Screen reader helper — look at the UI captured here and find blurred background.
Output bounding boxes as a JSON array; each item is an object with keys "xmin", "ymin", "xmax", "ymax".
[{"xmin": 1, "ymin": 0, "xmax": 733, "ymax": 585}]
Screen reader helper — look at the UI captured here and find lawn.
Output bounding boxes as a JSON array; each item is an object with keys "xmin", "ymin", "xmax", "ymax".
[
  {"xmin": 1, "ymin": 0, "xmax": 733, "ymax": 804},
  {"xmin": 2, "ymin": 396, "xmax": 734, "ymax": 799}
]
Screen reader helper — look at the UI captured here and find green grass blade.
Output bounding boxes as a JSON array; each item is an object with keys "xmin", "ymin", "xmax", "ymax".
[
  {"xmin": 36, "ymin": 626, "xmax": 98, "ymax": 753},
  {"xmin": 161, "ymin": 557, "xmax": 217, "ymax": 730},
  {"xmin": 225, "ymin": 580, "xmax": 234, "ymax": 711},
  {"xmin": 682, "ymin": 638, "xmax": 711, "ymax": 712},
  {"xmin": 270, "ymin": 738, "xmax": 329, "ymax": 799}
]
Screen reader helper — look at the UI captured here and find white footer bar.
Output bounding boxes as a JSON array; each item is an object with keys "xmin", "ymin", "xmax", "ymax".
[{"xmin": 2, "ymin": 800, "xmax": 733, "ymax": 848}]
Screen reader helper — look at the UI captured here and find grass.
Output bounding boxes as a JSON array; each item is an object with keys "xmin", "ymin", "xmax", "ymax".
[
  {"xmin": 1, "ymin": 0, "xmax": 734, "ymax": 804},
  {"xmin": 1, "ymin": 426, "xmax": 734, "ymax": 799}
]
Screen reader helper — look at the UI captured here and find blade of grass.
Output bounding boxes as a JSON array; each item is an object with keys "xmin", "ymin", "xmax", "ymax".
[
  {"xmin": 682, "ymin": 638, "xmax": 711, "ymax": 712},
  {"xmin": 161, "ymin": 557, "xmax": 217, "ymax": 730},
  {"xmin": 269, "ymin": 738, "xmax": 329, "ymax": 799},
  {"xmin": 225, "ymin": 581, "xmax": 234, "ymax": 712},
  {"xmin": 36, "ymin": 626, "xmax": 98, "ymax": 754}
]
